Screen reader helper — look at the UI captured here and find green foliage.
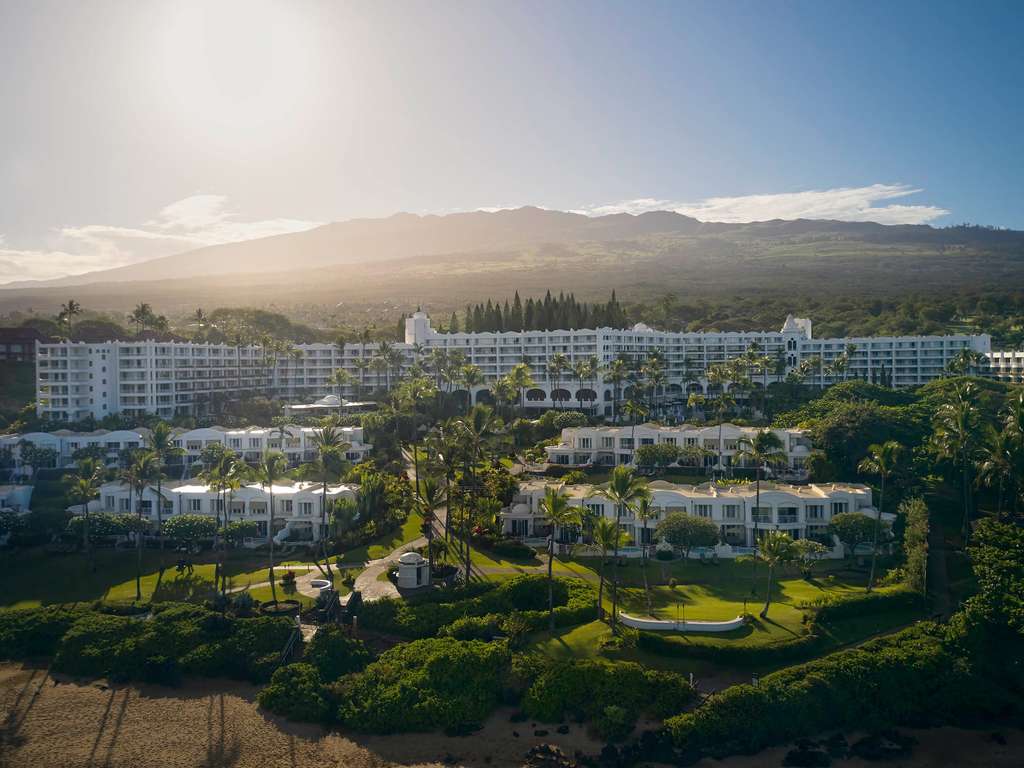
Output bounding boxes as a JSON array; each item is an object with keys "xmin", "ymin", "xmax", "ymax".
[
  {"xmin": 161, "ymin": 514, "xmax": 217, "ymax": 544},
  {"xmin": 0, "ymin": 605, "xmax": 92, "ymax": 658},
  {"xmin": 665, "ymin": 624, "xmax": 1005, "ymax": 758},
  {"xmin": 303, "ymin": 625, "xmax": 372, "ymax": 681},
  {"xmin": 827, "ymin": 512, "xmax": 877, "ymax": 557},
  {"xmin": 654, "ymin": 512, "xmax": 719, "ymax": 556},
  {"xmin": 360, "ymin": 575, "xmax": 596, "ymax": 638},
  {"xmin": 334, "ymin": 638, "xmax": 510, "ymax": 733},
  {"xmin": 258, "ymin": 663, "xmax": 332, "ymax": 723},
  {"xmin": 635, "ymin": 443, "xmax": 681, "ymax": 470},
  {"xmin": 523, "ymin": 658, "xmax": 694, "ymax": 740},
  {"xmin": 900, "ymin": 497, "xmax": 930, "ymax": 593}
]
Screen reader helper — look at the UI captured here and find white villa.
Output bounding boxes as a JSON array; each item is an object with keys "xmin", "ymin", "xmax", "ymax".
[
  {"xmin": 0, "ymin": 424, "xmax": 371, "ymax": 471},
  {"xmin": 74, "ymin": 479, "xmax": 358, "ymax": 545},
  {"xmin": 34, "ymin": 310, "xmax": 994, "ymax": 421},
  {"xmin": 501, "ymin": 478, "xmax": 890, "ymax": 556},
  {"xmin": 545, "ymin": 423, "xmax": 812, "ymax": 473}
]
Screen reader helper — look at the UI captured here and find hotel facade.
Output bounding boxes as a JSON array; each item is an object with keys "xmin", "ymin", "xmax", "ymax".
[
  {"xmin": 502, "ymin": 478, "xmax": 890, "ymax": 556},
  {"xmin": 0, "ymin": 424, "xmax": 372, "ymax": 473},
  {"xmin": 35, "ymin": 311, "xmax": 994, "ymax": 421}
]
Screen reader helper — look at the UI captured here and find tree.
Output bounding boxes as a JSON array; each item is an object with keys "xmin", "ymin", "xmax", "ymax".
[
  {"xmin": 857, "ymin": 440, "xmax": 904, "ymax": 592},
  {"xmin": 791, "ymin": 539, "xmax": 828, "ymax": 579},
  {"xmin": 828, "ymin": 512, "xmax": 876, "ymax": 561},
  {"xmin": 900, "ymin": 497, "xmax": 929, "ymax": 594},
  {"xmin": 162, "ymin": 514, "xmax": 217, "ymax": 549},
  {"xmin": 633, "ymin": 495, "xmax": 659, "ymax": 614},
  {"xmin": 736, "ymin": 429, "xmax": 787, "ymax": 546},
  {"xmin": 224, "ymin": 520, "xmax": 259, "ymax": 547},
  {"xmin": 622, "ymin": 400, "xmax": 649, "ymax": 455},
  {"xmin": 654, "ymin": 513, "xmax": 719, "ymax": 559},
  {"xmin": 600, "ymin": 466, "xmax": 650, "ymax": 626},
  {"xmin": 146, "ymin": 421, "xmax": 183, "ymax": 573},
  {"xmin": 976, "ymin": 425, "xmax": 1020, "ymax": 521},
  {"xmin": 417, "ymin": 476, "xmax": 447, "ymax": 580},
  {"xmin": 58, "ymin": 299, "xmax": 82, "ymax": 338},
  {"xmin": 592, "ymin": 516, "xmax": 629, "ymax": 620},
  {"xmin": 64, "ymin": 457, "xmax": 103, "ymax": 571},
  {"xmin": 508, "ymin": 362, "xmax": 535, "ymax": 418},
  {"xmin": 604, "ymin": 358, "xmax": 629, "ymax": 423},
  {"xmin": 547, "ymin": 353, "xmax": 569, "ymax": 410},
  {"xmin": 129, "ymin": 303, "xmax": 155, "ymax": 335},
  {"xmin": 931, "ymin": 382, "xmax": 980, "ymax": 542},
  {"xmin": 257, "ymin": 451, "xmax": 289, "ymax": 605},
  {"xmin": 308, "ymin": 425, "xmax": 350, "ymax": 579},
  {"xmin": 946, "ymin": 348, "xmax": 985, "ymax": 376},
  {"xmin": 635, "ymin": 443, "xmax": 680, "ymax": 473},
  {"xmin": 758, "ymin": 530, "xmax": 793, "ymax": 618},
  {"xmin": 118, "ymin": 450, "xmax": 160, "ymax": 601},
  {"xmin": 539, "ymin": 486, "xmax": 582, "ymax": 630}
]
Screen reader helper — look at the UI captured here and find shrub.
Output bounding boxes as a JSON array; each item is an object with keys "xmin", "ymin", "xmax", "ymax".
[
  {"xmin": 334, "ymin": 638, "xmax": 510, "ymax": 733},
  {"xmin": 522, "ymin": 658, "xmax": 694, "ymax": 735},
  {"xmin": 52, "ymin": 613, "xmax": 145, "ymax": 679},
  {"xmin": 303, "ymin": 625, "xmax": 371, "ymax": 681},
  {"xmin": 664, "ymin": 623, "xmax": 1002, "ymax": 758},
  {"xmin": 258, "ymin": 663, "xmax": 332, "ymax": 723},
  {"xmin": 0, "ymin": 605, "xmax": 91, "ymax": 658},
  {"xmin": 804, "ymin": 585, "xmax": 921, "ymax": 623}
]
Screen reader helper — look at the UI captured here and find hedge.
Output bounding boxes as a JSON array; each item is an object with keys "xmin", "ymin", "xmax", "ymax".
[
  {"xmin": 665, "ymin": 623, "xmax": 1009, "ymax": 758},
  {"xmin": 303, "ymin": 625, "xmax": 372, "ymax": 681},
  {"xmin": 258, "ymin": 663, "xmax": 332, "ymax": 723},
  {"xmin": 333, "ymin": 638, "xmax": 510, "ymax": 733},
  {"xmin": 803, "ymin": 585, "xmax": 922, "ymax": 623},
  {"xmin": 2, "ymin": 602, "xmax": 296, "ymax": 685},
  {"xmin": 523, "ymin": 658, "xmax": 695, "ymax": 740},
  {"xmin": 360, "ymin": 575, "xmax": 596, "ymax": 638}
]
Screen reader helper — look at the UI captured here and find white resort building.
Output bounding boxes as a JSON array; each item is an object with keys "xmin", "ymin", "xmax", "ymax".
[
  {"xmin": 545, "ymin": 423, "xmax": 812, "ymax": 473},
  {"xmin": 501, "ymin": 478, "xmax": 890, "ymax": 557},
  {"xmin": 35, "ymin": 310, "xmax": 994, "ymax": 421},
  {"xmin": 0, "ymin": 424, "xmax": 371, "ymax": 472},
  {"xmin": 74, "ymin": 479, "xmax": 358, "ymax": 545}
]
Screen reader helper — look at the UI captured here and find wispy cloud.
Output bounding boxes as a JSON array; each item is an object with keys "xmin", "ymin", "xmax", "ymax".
[
  {"xmin": 0, "ymin": 194, "xmax": 322, "ymax": 285},
  {"xmin": 574, "ymin": 184, "xmax": 949, "ymax": 225}
]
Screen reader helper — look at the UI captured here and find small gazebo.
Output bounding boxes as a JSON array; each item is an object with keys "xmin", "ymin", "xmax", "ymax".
[{"xmin": 396, "ymin": 551, "xmax": 430, "ymax": 589}]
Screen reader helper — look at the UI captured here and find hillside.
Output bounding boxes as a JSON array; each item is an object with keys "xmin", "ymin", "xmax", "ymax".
[{"xmin": 0, "ymin": 209, "xmax": 1022, "ymax": 320}]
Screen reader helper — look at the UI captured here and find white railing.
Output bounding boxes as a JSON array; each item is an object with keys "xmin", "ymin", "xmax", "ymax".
[{"xmin": 619, "ymin": 613, "xmax": 746, "ymax": 633}]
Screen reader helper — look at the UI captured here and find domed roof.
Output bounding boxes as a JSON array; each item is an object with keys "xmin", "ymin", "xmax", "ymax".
[
  {"xmin": 313, "ymin": 394, "xmax": 342, "ymax": 406},
  {"xmin": 511, "ymin": 503, "xmax": 530, "ymax": 514},
  {"xmin": 399, "ymin": 551, "xmax": 424, "ymax": 565}
]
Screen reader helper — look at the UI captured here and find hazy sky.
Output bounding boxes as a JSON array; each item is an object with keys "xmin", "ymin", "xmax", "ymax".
[{"xmin": 1, "ymin": 0, "xmax": 1022, "ymax": 283}]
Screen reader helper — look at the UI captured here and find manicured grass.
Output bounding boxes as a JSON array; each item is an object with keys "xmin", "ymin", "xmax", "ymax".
[
  {"xmin": 1, "ymin": 547, "xmax": 316, "ymax": 608},
  {"xmin": 336, "ymin": 512, "xmax": 424, "ymax": 565}
]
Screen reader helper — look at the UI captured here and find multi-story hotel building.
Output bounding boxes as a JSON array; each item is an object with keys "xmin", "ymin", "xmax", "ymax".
[
  {"xmin": 35, "ymin": 310, "xmax": 993, "ymax": 421},
  {"xmin": 501, "ymin": 478, "xmax": 890, "ymax": 555},
  {"xmin": 986, "ymin": 350, "xmax": 1024, "ymax": 384},
  {"xmin": 545, "ymin": 423, "xmax": 813, "ymax": 472},
  {"xmin": 73, "ymin": 479, "xmax": 357, "ymax": 545},
  {"xmin": 0, "ymin": 424, "xmax": 371, "ymax": 472}
]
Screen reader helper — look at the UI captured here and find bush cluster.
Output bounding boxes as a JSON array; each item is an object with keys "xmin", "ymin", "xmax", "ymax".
[
  {"xmin": 258, "ymin": 663, "xmax": 333, "ymax": 723},
  {"xmin": 665, "ymin": 623, "xmax": 1006, "ymax": 758},
  {"xmin": 803, "ymin": 585, "xmax": 921, "ymax": 623},
  {"xmin": 303, "ymin": 625, "xmax": 372, "ymax": 681},
  {"xmin": 0, "ymin": 602, "xmax": 296, "ymax": 685},
  {"xmin": 360, "ymin": 575, "xmax": 596, "ymax": 638},
  {"xmin": 523, "ymin": 658, "xmax": 695, "ymax": 740},
  {"xmin": 334, "ymin": 638, "xmax": 510, "ymax": 733}
]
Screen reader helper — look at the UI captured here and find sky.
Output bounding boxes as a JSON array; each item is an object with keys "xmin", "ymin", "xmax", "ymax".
[{"xmin": 0, "ymin": 0, "xmax": 1022, "ymax": 283}]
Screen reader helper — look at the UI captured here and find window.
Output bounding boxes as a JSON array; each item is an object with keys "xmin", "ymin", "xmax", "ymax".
[
  {"xmin": 601, "ymin": 437, "xmax": 614, "ymax": 449},
  {"xmin": 104, "ymin": 495, "xmax": 115, "ymax": 511},
  {"xmin": 577, "ymin": 437, "xmax": 592, "ymax": 449},
  {"xmin": 722, "ymin": 504, "xmax": 740, "ymax": 520},
  {"xmin": 299, "ymin": 501, "xmax": 314, "ymax": 516},
  {"xmin": 694, "ymin": 504, "xmax": 712, "ymax": 518},
  {"xmin": 189, "ymin": 498, "xmax": 202, "ymax": 512},
  {"xmin": 806, "ymin": 504, "xmax": 825, "ymax": 520},
  {"xmin": 282, "ymin": 500, "xmax": 293, "ymax": 512},
  {"xmin": 830, "ymin": 501, "xmax": 848, "ymax": 515}
]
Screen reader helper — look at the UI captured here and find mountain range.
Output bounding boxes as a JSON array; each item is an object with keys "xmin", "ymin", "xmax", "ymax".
[{"xmin": 1, "ymin": 207, "xmax": 1022, "ymax": 315}]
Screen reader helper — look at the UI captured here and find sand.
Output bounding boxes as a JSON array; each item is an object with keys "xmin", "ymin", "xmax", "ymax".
[{"xmin": 2, "ymin": 662, "xmax": 1021, "ymax": 768}]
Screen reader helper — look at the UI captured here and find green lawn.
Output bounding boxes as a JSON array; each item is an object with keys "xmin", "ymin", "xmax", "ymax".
[
  {"xmin": 2, "ymin": 547, "xmax": 317, "ymax": 609},
  {"xmin": 336, "ymin": 512, "xmax": 424, "ymax": 565}
]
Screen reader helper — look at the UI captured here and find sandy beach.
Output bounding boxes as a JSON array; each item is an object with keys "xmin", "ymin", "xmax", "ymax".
[{"xmin": 1, "ymin": 662, "xmax": 1021, "ymax": 768}]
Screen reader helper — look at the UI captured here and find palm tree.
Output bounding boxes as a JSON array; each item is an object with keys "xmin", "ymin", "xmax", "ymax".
[
  {"xmin": 119, "ymin": 451, "xmax": 160, "ymax": 601},
  {"xmin": 975, "ymin": 426, "xmax": 1017, "ymax": 521},
  {"xmin": 65, "ymin": 457, "xmax": 103, "ymax": 572},
  {"xmin": 492, "ymin": 376, "xmax": 517, "ymax": 422},
  {"xmin": 129, "ymin": 303, "xmax": 154, "ymax": 336},
  {"xmin": 328, "ymin": 368, "xmax": 355, "ymax": 401},
  {"xmin": 353, "ymin": 357, "xmax": 370, "ymax": 397},
  {"xmin": 146, "ymin": 421, "xmax": 182, "ymax": 573},
  {"xmin": 600, "ymin": 465, "xmax": 650, "ymax": 626},
  {"xmin": 605, "ymin": 358, "xmax": 629, "ymax": 424},
  {"xmin": 736, "ymin": 430, "xmax": 787, "ymax": 547},
  {"xmin": 257, "ymin": 451, "xmax": 288, "ymax": 605},
  {"xmin": 591, "ymin": 516, "xmax": 628, "ymax": 620},
  {"xmin": 460, "ymin": 364, "xmax": 485, "ymax": 413},
  {"xmin": 857, "ymin": 440, "xmax": 904, "ymax": 592},
  {"xmin": 539, "ymin": 486, "xmax": 582, "ymax": 630},
  {"xmin": 508, "ymin": 362, "xmax": 535, "ymax": 418},
  {"xmin": 622, "ymin": 399, "xmax": 649, "ymax": 461},
  {"xmin": 758, "ymin": 530, "xmax": 793, "ymax": 618},
  {"xmin": 633, "ymin": 495, "xmax": 658, "ymax": 615},
  {"xmin": 547, "ymin": 353, "xmax": 570, "ymax": 410},
  {"xmin": 932, "ymin": 382, "xmax": 979, "ymax": 541},
  {"xmin": 946, "ymin": 348, "xmax": 985, "ymax": 376},
  {"xmin": 418, "ymin": 476, "xmax": 447, "ymax": 580},
  {"xmin": 58, "ymin": 299, "xmax": 82, "ymax": 338},
  {"xmin": 218, "ymin": 454, "xmax": 246, "ymax": 597},
  {"xmin": 308, "ymin": 426, "xmax": 350, "ymax": 578},
  {"xmin": 453, "ymin": 406, "xmax": 500, "ymax": 577}
]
